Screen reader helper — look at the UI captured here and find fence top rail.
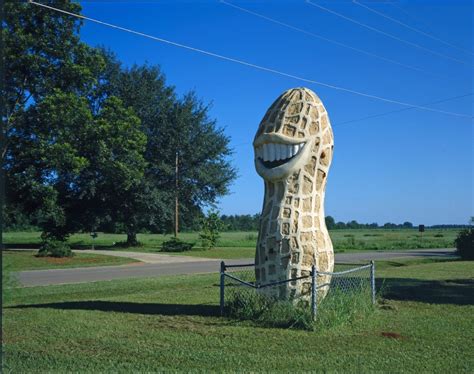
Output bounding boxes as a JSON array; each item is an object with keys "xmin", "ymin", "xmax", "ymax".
[
  {"xmin": 317, "ymin": 263, "xmax": 372, "ymax": 276},
  {"xmin": 224, "ymin": 273, "xmax": 312, "ymax": 289},
  {"xmin": 335, "ymin": 262, "xmax": 372, "ymax": 266},
  {"xmin": 223, "ymin": 263, "xmax": 254, "ymax": 269},
  {"xmin": 223, "ymin": 262, "xmax": 372, "ymax": 270}
]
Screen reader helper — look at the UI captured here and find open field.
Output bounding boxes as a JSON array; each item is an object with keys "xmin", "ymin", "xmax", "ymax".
[
  {"xmin": 3, "ymin": 229, "xmax": 459, "ymax": 260},
  {"xmin": 3, "ymin": 258, "xmax": 473, "ymax": 372},
  {"xmin": 2, "ymin": 250, "xmax": 138, "ymax": 271}
]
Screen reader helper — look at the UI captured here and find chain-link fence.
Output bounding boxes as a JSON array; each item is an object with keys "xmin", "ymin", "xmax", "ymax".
[{"xmin": 220, "ymin": 261, "xmax": 375, "ymax": 321}]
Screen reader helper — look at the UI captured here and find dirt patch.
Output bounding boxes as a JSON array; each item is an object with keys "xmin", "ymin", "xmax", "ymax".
[
  {"xmin": 44, "ymin": 257, "xmax": 108, "ymax": 265},
  {"xmin": 45, "ymin": 257, "xmax": 75, "ymax": 264},
  {"xmin": 380, "ymin": 331, "xmax": 404, "ymax": 339}
]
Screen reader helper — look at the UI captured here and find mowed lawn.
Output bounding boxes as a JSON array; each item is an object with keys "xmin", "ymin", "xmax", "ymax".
[
  {"xmin": 2, "ymin": 250, "xmax": 138, "ymax": 272},
  {"xmin": 3, "ymin": 259, "xmax": 473, "ymax": 372},
  {"xmin": 3, "ymin": 229, "xmax": 459, "ymax": 260}
]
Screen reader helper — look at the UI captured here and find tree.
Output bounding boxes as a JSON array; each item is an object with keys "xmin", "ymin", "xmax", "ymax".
[
  {"xmin": 346, "ymin": 220, "xmax": 360, "ymax": 229},
  {"xmin": 402, "ymin": 221, "xmax": 413, "ymax": 228},
  {"xmin": 6, "ymin": 90, "xmax": 146, "ymax": 245},
  {"xmin": 2, "ymin": 0, "xmax": 103, "ymax": 159},
  {"xmin": 325, "ymin": 216, "xmax": 336, "ymax": 230},
  {"xmin": 96, "ymin": 54, "xmax": 236, "ymax": 242},
  {"xmin": 4, "ymin": 4, "xmax": 236, "ymax": 247}
]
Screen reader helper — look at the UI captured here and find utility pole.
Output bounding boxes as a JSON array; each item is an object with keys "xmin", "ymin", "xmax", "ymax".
[{"xmin": 174, "ymin": 150, "xmax": 179, "ymax": 237}]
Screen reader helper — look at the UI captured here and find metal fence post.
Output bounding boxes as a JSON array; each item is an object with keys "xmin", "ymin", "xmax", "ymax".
[
  {"xmin": 370, "ymin": 260, "xmax": 376, "ymax": 305},
  {"xmin": 220, "ymin": 261, "xmax": 225, "ymax": 316},
  {"xmin": 311, "ymin": 264, "xmax": 317, "ymax": 321}
]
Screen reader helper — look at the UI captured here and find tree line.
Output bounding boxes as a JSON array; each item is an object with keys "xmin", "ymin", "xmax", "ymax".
[
  {"xmin": 220, "ymin": 215, "xmax": 469, "ymax": 231},
  {"xmin": 2, "ymin": 0, "xmax": 236, "ymax": 250}
]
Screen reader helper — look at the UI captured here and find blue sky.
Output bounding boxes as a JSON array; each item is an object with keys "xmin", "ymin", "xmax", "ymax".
[{"xmin": 76, "ymin": 0, "xmax": 473, "ymax": 225}]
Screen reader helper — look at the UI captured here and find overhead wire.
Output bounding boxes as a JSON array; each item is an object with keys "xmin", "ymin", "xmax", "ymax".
[
  {"xmin": 334, "ymin": 92, "xmax": 474, "ymax": 127},
  {"xmin": 305, "ymin": 0, "xmax": 470, "ymax": 66},
  {"xmin": 353, "ymin": 0, "xmax": 474, "ymax": 56},
  {"xmin": 231, "ymin": 92, "xmax": 473, "ymax": 147},
  {"xmin": 220, "ymin": 0, "xmax": 438, "ymax": 78},
  {"xmin": 28, "ymin": 1, "xmax": 473, "ymax": 119}
]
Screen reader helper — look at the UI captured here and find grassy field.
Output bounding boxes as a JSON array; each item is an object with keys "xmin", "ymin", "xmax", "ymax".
[
  {"xmin": 3, "ymin": 258, "xmax": 473, "ymax": 372},
  {"xmin": 3, "ymin": 229, "xmax": 459, "ymax": 260},
  {"xmin": 2, "ymin": 250, "xmax": 138, "ymax": 271}
]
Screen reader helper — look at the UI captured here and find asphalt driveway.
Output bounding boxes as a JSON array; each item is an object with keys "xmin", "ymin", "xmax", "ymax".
[{"xmin": 13, "ymin": 248, "xmax": 456, "ymax": 287}]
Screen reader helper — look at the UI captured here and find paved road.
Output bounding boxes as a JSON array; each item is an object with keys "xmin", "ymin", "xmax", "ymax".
[{"xmin": 13, "ymin": 248, "xmax": 455, "ymax": 287}]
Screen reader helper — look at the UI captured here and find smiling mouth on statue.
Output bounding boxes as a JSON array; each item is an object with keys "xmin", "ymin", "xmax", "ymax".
[{"xmin": 255, "ymin": 142, "xmax": 306, "ymax": 168}]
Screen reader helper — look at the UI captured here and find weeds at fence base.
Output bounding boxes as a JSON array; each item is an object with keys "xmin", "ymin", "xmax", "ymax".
[
  {"xmin": 227, "ymin": 292, "xmax": 313, "ymax": 330},
  {"xmin": 226, "ymin": 287, "xmax": 375, "ymax": 331},
  {"xmin": 314, "ymin": 287, "xmax": 375, "ymax": 330}
]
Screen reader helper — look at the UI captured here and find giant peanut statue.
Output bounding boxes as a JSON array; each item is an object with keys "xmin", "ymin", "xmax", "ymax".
[{"xmin": 253, "ymin": 87, "xmax": 334, "ymax": 301}]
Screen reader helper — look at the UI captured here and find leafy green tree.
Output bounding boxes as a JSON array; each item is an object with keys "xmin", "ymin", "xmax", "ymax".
[
  {"xmin": 325, "ymin": 216, "xmax": 336, "ymax": 230},
  {"xmin": 6, "ymin": 91, "xmax": 146, "ymax": 245},
  {"xmin": 96, "ymin": 53, "xmax": 236, "ymax": 243},
  {"xmin": 3, "ymin": 3, "xmax": 236, "ymax": 249},
  {"xmin": 2, "ymin": 0, "xmax": 103, "ymax": 159}
]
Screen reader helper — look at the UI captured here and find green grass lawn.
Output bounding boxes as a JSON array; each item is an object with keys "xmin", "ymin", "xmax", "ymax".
[
  {"xmin": 2, "ymin": 250, "xmax": 138, "ymax": 271},
  {"xmin": 3, "ymin": 228, "xmax": 459, "ymax": 259},
  {"xmin": 3, "ymin": 259, "xmax": 473, "ymax": 372}
]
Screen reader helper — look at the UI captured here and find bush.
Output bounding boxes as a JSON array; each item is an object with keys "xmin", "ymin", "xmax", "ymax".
[
  {"xmin": 199, "ymin": 210, "xmax": 222, "ymax": 250},
  {"xmin": 455, "ymin": 228, "xmax": 474, "ymax": 260},
  {"xmin": 161, "ymin": 237, "xmax": 194, "ymax": 252},
  {"xmin": 113, "ymin": 240, "xmax": 143, "ymax": 248},
  {"xmin": 37, "ymin": 239, "xmax": 73, "ymax": 258}
]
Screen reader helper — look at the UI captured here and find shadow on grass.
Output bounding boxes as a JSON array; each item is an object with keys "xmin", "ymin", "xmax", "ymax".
[
  {"xmin": 379, "ymin": 277, "xmax": 474, "ymax": 305},
  {"xmin": 10, "ymin": 301, "xmax": 220, "ymax": 317}
]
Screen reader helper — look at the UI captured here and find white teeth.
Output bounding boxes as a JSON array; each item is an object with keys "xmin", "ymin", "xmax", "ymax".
[
  {"xmin": 276, "ymin": 144, "xmax": 283, "ymax": 160},
  {"xmin": 293, "ymin": 144, "xmax": 299, "ymax": 155},
  {"xmin": 274, "ymin": 144, "xmax": 280, "ymax": 161},
  {"xmin": 268, "ymin": 144, "xmax": 275, "ymax": 161},
  {"xmin": 256, "ymin": 142, "xmax": 305, "ymax": 162}
]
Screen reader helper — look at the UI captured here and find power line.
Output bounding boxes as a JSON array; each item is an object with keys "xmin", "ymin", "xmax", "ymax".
[
  {"xmin": 334, "ymin": 92, "xmax": 474, "ymax": 127},
  {"xmin": 306, "ymin": 0, "xmax": 470, "ymax": 66},
  {"xmin": 221, "ymin": 0, "xmax": 439, "ymax": 78},
  {"xmin": 353, "ymin": 0, "xmax": 474, "ymax": 56},
  {"xmin": 28, "ymin": 1, "xmax": 472, "ymax": 119},
  {"xmin": 232, "ymin": 92, "xmax": 473, "ymax": 147}
]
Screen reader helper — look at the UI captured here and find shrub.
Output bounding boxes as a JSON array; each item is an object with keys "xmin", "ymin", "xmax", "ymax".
[
  {"xmin": 161, "ymin": 237, "xmax": 194, "ymax": 252},
  {"xmin": 455, "ymin": 228, "xmax": 474, "ymax": 260},
  {"xmin": 113, "ymin": 240, "xmax": 143, "ymax": 248},
  {"xmin": 37, "ymin": 239, "xmax": 73, "ymax": 258},
  {"xmin": 199, "ymin": 210, "xmax": 222, "ymax": 250}
]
